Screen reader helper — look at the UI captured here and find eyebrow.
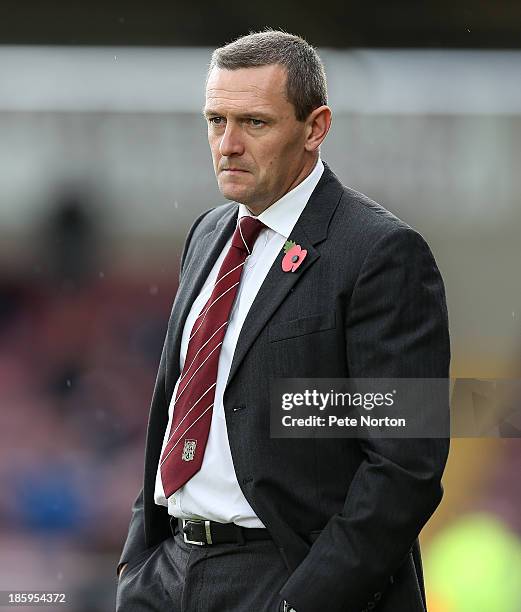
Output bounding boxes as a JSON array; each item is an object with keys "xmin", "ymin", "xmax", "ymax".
[{"xmin": 202, "ymin": 108, "xmax": 274, "ymax": 121}]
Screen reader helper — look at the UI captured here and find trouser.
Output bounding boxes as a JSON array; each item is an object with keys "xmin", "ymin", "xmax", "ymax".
[{"xmin": 115, "ymin": 523, "xmax": 291, "ymax": 612}]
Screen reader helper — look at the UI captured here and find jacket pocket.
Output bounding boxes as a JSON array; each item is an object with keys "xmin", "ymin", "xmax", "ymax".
[{"xmin": 268, "ymin": 312, "xmax": 336, "ymax": 343}]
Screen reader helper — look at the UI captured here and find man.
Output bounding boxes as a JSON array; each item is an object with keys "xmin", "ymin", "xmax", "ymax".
[{"xmin": 117, "ymin": 30, "xmax": 450, "ymax": 612}]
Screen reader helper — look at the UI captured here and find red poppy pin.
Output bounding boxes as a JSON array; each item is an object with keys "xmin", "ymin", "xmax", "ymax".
[{"xmin": 281, "ymin": 240, "xmax": 307, "ymax": 272}]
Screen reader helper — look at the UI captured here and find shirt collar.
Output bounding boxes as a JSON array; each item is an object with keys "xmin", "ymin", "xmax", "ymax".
[{"xmin": 237, "ymin": 157, "xmax": 324, "ymax": 240}]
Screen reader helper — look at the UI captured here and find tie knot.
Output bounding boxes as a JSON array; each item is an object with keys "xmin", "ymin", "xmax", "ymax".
[{"xmin": 231, "ymin": 216, "xmax": 266, "ymax": 254}]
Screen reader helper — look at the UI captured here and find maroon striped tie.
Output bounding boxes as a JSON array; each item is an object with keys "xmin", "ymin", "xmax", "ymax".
[{"xmin": 160, "ymin": 215, "xmax": 265, "ymax": 498}]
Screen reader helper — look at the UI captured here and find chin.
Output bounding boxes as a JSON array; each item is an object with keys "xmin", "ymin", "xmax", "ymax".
[{"xmin": 219, "ymin": 184, "xmax": 252, "ymax": 205}]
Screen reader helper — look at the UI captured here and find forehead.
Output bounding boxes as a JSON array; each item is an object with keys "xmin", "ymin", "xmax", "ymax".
[{"xmin": 205, "ymin": 64, "xmax": 290, "ymax": 114}]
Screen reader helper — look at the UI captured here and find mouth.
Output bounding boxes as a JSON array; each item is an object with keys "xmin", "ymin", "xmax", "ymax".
[{"xmin": 221, "ymin": 168, "xmax": 249, "ymax": 174}]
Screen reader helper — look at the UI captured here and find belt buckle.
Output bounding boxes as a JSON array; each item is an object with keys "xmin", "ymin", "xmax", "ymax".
[{"xmin": 182, "ymin": 519, "xmax": 212, "ymax": 545}]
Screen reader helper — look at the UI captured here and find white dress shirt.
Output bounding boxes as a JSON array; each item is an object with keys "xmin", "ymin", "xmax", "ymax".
[{"xmin": 154, "ymin": 158, "xmax": 324, "ymax": 527}]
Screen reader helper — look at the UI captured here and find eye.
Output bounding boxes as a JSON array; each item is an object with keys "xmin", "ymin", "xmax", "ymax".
[
  {"xmin": 208, "ymin": 116, "xmax": 225, "ymax": 126},
  {"xmin": 249, "ymin": 118, "xmax": 265, "ymax": 127}
]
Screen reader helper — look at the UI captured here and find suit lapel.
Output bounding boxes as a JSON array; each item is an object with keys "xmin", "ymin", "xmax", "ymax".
[
  {"xmin": 225, "ymin": 162, "xmax": 344, "ymax": 392},
  {"xmin": 165, "ymin": 204, "xmax": 237, "ymax": 402}
]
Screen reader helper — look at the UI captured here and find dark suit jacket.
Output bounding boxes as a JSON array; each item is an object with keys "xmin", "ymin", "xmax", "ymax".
[{"xmin": 119, "ymin": 161, "xmax": 450, "ymax": 612}]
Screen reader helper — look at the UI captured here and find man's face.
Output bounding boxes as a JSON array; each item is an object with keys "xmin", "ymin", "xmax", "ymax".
[{"xmin": 204, "ymin": 64, "xmax": 309, "ymax": 213}]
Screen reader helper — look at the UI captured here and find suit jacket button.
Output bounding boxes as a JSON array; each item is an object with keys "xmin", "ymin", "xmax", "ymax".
[
  {"xmin": 368, "ymin": 603, "xmax": 375, "ymax": 610},
  {"xmin": 374, "ymin": 592, "xmax": 381, "ymax": 600}
]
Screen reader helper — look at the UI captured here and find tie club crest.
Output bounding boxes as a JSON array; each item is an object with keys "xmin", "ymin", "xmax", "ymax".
[{"xmin": 181, "ymin": 439, "xmax": 197, "ymax": 462}]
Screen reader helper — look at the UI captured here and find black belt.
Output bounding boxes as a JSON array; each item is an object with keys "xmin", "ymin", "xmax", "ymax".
[{"xmin": 171, "ymin": 516, "xmax": 271, "ymax": 546}]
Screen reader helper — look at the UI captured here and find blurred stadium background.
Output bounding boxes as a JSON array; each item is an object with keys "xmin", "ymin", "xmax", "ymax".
[{"xmin": 1, "ymin": 2, "xmax": 520, "ymax": 610}]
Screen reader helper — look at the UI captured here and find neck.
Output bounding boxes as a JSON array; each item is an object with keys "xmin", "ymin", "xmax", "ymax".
[{"xmin": 246, "ymin": 154, "xmax": 319, "ymax": 216}]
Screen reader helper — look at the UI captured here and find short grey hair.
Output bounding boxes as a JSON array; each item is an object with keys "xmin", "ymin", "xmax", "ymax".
[{"xmin": 208, "ymin": 29, "xmax": 328, "ymax": 122}]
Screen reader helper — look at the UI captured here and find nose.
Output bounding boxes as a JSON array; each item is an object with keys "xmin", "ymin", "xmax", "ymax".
[{"xmin": 219, "ymin": 122, "xmax": 245, "ymax": 157}]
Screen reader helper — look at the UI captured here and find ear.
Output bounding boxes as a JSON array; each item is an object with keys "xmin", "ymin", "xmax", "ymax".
[{"xmin": 304, "ymin": 105, "xmax": 332, "ymax": 152}]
